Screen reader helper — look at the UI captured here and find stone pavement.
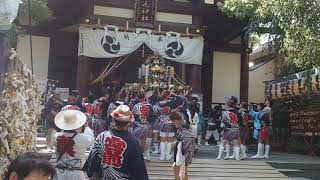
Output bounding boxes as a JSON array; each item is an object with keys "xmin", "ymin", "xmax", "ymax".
[
  {"xmin": 198, "ymin": 145, "xmax": 320, "ymax": 180},
  {"xmin": 146, "ymin": 157, "xmax": 290, "ymax": 180},
  {"xmin": 36, "ymin": 137, "xmax": 295, "ymax": 179}
]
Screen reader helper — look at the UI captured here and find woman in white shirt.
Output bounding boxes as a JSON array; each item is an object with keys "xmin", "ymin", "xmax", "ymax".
[
  {"xmin": 187, "ymin": 104, "xmax": 200, "ymax": 145},
  {"xmin": 53, "ymin": 105, "xmax": 94, "ymax": 180}
]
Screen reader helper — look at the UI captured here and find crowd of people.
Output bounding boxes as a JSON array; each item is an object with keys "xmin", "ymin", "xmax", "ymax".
[{"xmin": 12, "ymin": 84, "xmax": 273, "ymax": 180}]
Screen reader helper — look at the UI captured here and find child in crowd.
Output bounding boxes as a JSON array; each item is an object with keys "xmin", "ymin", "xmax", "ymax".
[
  {"xmin": 171, "ymin": 111, "xmax": 196, "ymax": 180},
  {"xmin": 205, "ymin": 105, "xmax": 222, "ymax": 145}
]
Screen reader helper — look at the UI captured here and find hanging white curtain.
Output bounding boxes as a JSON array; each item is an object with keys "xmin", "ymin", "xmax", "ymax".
[
  {"xmin": 78, "ymin": 26, "xmax": 204, "ymax": 65},
  {"xmin": 0, "ymin": 0, "xmax": 21, "ymax": 30}
]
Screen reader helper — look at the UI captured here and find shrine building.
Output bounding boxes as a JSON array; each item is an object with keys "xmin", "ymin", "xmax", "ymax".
[{"xmin": 16, "ymin": 0, "xmax": 249, "ymax": 111}]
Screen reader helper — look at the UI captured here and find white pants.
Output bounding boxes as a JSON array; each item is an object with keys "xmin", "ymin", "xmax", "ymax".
[
  {"xmin": 55, "ymin": 170, "xmax": 86, "ymax": 180},
  {"xmin": 190, "ymin": 124, "xmax": 198, "ymax": 138},
  {"xmin": 160, "ymin": 132, "xmax": 175, "ymax": 138},
  {"xmin": 205, "ymin": 129, "xmax": 219, "ymax": 141}
]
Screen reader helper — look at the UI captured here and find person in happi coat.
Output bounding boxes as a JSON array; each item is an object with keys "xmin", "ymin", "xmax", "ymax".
[
  {"xmin": 152, "ymin": 90, "xmax": 176, "ymax": 161},
  {"xmin": 82, "ymin": 97, "xmax": 93, "ymax": 115},
  {"xmin": 68, "ymin": 90, "xmax": 86, "ymax": 112},
  {"xmin": 42, "ymin": 91, "xmax": 64, "ymax": 150},
  {"xmin": 148, "ymin": 86, "xmax": 160, "ymax": 106},
  {"xmin": 238, "ymin": 102, "xmax": 249, "ymax": 159},
  {"xmin": 252, "ymin": 100, "xmax": 273, "ymax": 159},
  {"xmin": 205, "ymin": 105, "xmax": 222, "ymax": 146},
  {"xmin": 186, "ymin": 103, "xmax": 200, "ymax": 146},
  {"xmin": 170, "ymin": 111, "xmax": 196, "ymax": 180},
  {"xmin": 229, "ymin": 102, "xmax": 249, "ymax": 160},
  {"xmin": 84, "ymin": 105, "xmax": 149, "ymax": 180},
  {"xmin": 216, "ymin": 96, "xmax": 244, "ymax": 160},
  {"xmin": 131, "ymin": 92, "xmax": 154, "ymax": 161},
  {"xmin": 92, "ymin": 91, "xmax": 111, "ymax": 136},
  {"xmin": 107, "ymin": 89, "xmax": 129, "ymax": 131},
  {"xmin": 53, "ymin": 105, "xmax": 95, "ymax": 180},
  {"xmin": 249, "ymin": 103, "xmax": 265, "ymax": 141}
]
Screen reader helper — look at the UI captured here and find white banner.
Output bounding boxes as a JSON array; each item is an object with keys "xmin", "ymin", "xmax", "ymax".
[{"xmin": 78, "ymin": 26, "xmax": 204, "ymax": 65}]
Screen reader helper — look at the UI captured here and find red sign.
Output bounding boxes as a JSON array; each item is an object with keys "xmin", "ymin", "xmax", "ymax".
[{"xmin": 103, "ymin": 136, "xmax": 127, "ymax": 168}]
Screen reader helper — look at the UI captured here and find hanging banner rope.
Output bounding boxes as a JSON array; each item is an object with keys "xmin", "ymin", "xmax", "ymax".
[
  {"xmin": 101, "ymin": 54, "xmax": 131, "ymax": 80},
  {"xmin": 173, "ymin": 77, "xmax": 187, "ymax": 88},
  {"xmin": 174, "ymin": 72, "xmax": 188, "ymax": 86},
  {"xmin": 90, "ymin": 54, "xmax": 131, "ymax": 85},
  {"xmin": 90, "ymin": 58, "xmax": 115, "ymax": 85}
]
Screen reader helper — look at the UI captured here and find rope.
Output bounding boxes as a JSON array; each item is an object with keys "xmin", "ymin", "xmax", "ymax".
[
  {"xmin": 90, "ymin": 58, "xmax": 114, "ymax": 85},
  {"xmin": 90, "ymin": 54, "xmax": 131, "ymax": 85},
  {"xmin": 102, "ymin": 54, "xmax": 131, "ymax": 78},
  {"xmin": 93, "ymin": 58, "xmax": 113, "ymax": 83},
  {"xmin": 173, "ymin": 77, "xmax": 187, "ymax": 88},
  {"xmin": 174, "ymin": 72, "xmax": 188, "ymax": 86}
]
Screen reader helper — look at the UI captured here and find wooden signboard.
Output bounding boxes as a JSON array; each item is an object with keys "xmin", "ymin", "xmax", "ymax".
[
  {"xmin": 269, "ymin": 78, "xmax": 307, "ymax": 99},
  {"xmin": 311, "ymin": 74, "xmax": 320, "ymax": 94},
  {"xmin": 134, "ymin": 0, "xmax": 157, "ymax": 28},
  {"xmin": 290, "ymin": 109, "xmax": 320, "ymax": 136}
]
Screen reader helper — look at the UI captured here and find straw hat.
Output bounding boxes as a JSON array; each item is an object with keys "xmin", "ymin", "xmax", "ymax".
[
  {"xmin": 54, "ymin": 105, "xmax": 87, "ymax": 130},
  {"xmin": 110, "ymin": 105, "xmax": 133, "ymax": 123}
]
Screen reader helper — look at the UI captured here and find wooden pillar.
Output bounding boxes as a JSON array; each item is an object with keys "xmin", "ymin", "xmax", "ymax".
[
  {"xmin": 186, "ymin": 64, "xmax": 202, "ymax": 94},
  {"xmin": 240, "ymin": 39, "xmax": 249, "ymax": 102},
  {"xmin": 76, "ymin": 56, "xmax": 92, "ymax": 97},
  {"xmin": 202, "ymin": 48, "xmax": 213, "ymax": 113},
  {"xmin": 181, "ymin": 64, "xmax": 186, "ymax": 82}
]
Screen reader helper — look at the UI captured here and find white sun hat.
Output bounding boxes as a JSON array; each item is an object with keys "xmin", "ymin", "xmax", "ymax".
[{"xmin": 54, "ymin": 105, "xmax": 87, "ymax": 130}]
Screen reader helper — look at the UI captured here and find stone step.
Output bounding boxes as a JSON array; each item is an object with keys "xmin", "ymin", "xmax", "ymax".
[
  {"xmin": 149, "ymin": 176, "xmax": 290, "ymax": 180},
  {"xmin": 147, "ymin": 167, "xmax": 283, "ymax": 173},
  {"xmin": 36, "ymin": 137, "xmax": 290, "ymax": 180}
]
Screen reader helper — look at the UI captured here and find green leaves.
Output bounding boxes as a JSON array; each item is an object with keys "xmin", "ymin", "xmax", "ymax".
[
  {"xmin": 4, "ymin": 0, "xmax": 50, "ymax": 48},
  {"xmin": 219, "ymin": 0, "xmax": 320, "ymax": 69},
  {"xmin": 19, "ymin": 0, "xmax": 51, "ymax": 25}
]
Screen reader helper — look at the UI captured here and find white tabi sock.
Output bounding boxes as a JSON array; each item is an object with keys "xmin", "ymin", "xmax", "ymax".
[
  {"xmin": 239, "ymin": 144, "xmax": 247, "ymax": 160},
  {"xmin": 224, "ymin": 144, "xmax": 231, "ymax": 160},
  {"xmin": 229, "ymin": 147, "xmax": 236, "ymax": 159},
  {"xmin": 216, "ymin": 144, "xmax": 225, "ymax": 160},
  {"xmin": 159, "ymin": 142, "xmax": 166, "ymax": 161},
  {"xmin": 263, "ymin": 144, "xmax": 270, "ymax": 159},
  {"xmin": 165, "ymin": 142, "xmax": 172, "ymax": 161},
  {"xmin": 152, "ymin": 143, "xmax": 159, "ymax": 154},
  {"xmin": 252, "ymin": 143, "xmax": 264, "ymax": 159},
  {"xmin": 144, "ymin": 138, "xmax": 152, "ymax": 160},
  {"xmin": 235, "ymin": 146, "xmax": 241, "ymax": 160}
]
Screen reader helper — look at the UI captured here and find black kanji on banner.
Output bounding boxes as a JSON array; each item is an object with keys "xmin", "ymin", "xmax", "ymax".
[{"xmin": 134, "ymin": 0, "xmax": 157, "ymax": 28}]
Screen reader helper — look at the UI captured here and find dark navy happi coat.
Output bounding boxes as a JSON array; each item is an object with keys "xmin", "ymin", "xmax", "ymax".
[{"xmin": 83, "ymin": 129, "xmax": 149, "ymax": 180}]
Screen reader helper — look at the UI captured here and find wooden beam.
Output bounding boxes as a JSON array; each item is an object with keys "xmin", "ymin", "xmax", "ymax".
[
  {"xmin": 94, "ymin": 0, "xmax": 193, "ymax": 15},
  {"xmin": 158, "ymin": 0, "xmax": 193, "ymax": 14},
  {"xmin": 94, "ymin": 0, "xmax": 134, "ymax": 9},
  {"xmin": 207, "ymin": 44, "xmax": 246, "ymax": 53},
  {"xmin": 82, "ymin": 16, "xmax": 203, "ymax": 35},
  {"xmin": 23, "ymin": 26, "xmax": 51, "ymax": 37}
]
